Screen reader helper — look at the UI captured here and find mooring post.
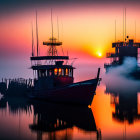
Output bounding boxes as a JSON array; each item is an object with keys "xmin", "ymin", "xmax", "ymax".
[{"xmin": 5, "ymin": 79, "xmax": 7, "ymax": 88}]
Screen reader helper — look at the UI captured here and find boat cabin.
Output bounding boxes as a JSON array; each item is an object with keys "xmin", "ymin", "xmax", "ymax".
[
  {"xmin": 33, "ymin": 61, "xmax": 73, "ymax": 78},
  {"xmin": 105, "ymin": 39, "xmax": 140, "ymax": 67},
  {"xmin": 30, "ymin": 37, "xmax": 75, "ymax": 89}
]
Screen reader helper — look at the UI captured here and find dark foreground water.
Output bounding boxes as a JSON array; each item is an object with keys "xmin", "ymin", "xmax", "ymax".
[{"xmin": 1, "ymin": 77, "xmax": 140, "ymax": 140}]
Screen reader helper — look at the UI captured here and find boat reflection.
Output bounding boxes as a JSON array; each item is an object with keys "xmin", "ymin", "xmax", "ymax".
[
  {"xmin": 0, "ymin": 96, "xmax": 100, "ymax": 140},
  {"xmin": 29, "ymin": 101, "xmax": 100, "ymax": 140},
  {"xmin": 0, "ymin": 97, "xmax": 7, "ymax": 109},
  {"xmin": 0, "ymin": 97, "xmax": 31, "ymax": 114},
  {"xmin": 105, "ymin": 79, "xmax": 140, "ymax": 124}
]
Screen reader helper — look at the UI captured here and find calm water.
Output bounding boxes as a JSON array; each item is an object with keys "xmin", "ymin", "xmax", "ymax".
[{"xmin": 1, "ymin": 64, "xmax": 140, "ymax": 140}]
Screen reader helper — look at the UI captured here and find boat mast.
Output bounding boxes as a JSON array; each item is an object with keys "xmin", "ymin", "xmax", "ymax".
[
  {"xmin": 57, "ymin": 17, "xmax": 64, "ymax": 55},
  {"xmin": 135, "ymin": 21, "xmax": 136, "ymax": 42},
  {"xmin": 115, "ymin": 20, "xmax": 116, "ymax": 43},
  {"xmin": 42, "ymin": 10, "xmax": 63, "ymax": 58},
  {"xmin": 125, "ymin": 8, "xmax": 127, "ymax": 42},
  {"xmin": 57, "ymin": 16, "xmax": 59, "ymax": 41},
  {"xmin": 36, "ymin": 10, "xmax": 39, "ymax": 56},
  {"xmin": 51, "ymin": 9, "xmax": 54, "ymax": 56},
  {"xmin": 31, "ymin": 23, "xmax": 34, "ymax": 57},
  {"xmin": 123, "ymin": 8, "xmax": 124, "ymax": 42}
]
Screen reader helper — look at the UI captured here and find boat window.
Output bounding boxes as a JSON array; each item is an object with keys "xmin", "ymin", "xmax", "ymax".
[
  {"xmin": 54, "ymin": 68, "xmax": 58, "ymax": 75},
  {"xmin": 39, "ymin": 71, "xmax": 41, "ymax": 77},
  {"xmin": 65, "ymin": 68, "xmax": 68, "ymax": 76},
  {"xmin": 62, "ymin": 69, "xmax": 64, "ymax": 76},
  {"xmin": 42, "ymin": 70, "xmax": 46, "ymax": 77},
  {"xmin": 42, "ymin": 72, "xmax": 45, "ymax": 77},
  {"xmin": 58, "ymin": 68, "xmax": 62, "ymax": 76},
  {"xmin": 38, "ymin": 70, "xmax": 46, "ymax": 77},
  {"xmin": 69, "ymin": 69, "xmax": 72, "ymax": 77}
]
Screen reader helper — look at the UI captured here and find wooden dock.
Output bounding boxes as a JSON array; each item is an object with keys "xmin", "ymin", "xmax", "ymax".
[{"xmin": 0, "ymin": 78, "xmax": 34, "ymax": 96}]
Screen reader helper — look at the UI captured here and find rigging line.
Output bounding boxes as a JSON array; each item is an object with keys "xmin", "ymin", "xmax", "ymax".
[{"xmin": 36, "ymin": 10, "xmax": 39, "ymax": 56}]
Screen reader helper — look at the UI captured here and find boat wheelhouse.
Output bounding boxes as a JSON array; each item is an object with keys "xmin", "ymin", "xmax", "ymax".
[
  {"xmin": 104, "ymin": 39, "xmax": 140, "ymax": 69},
  {"xmin": 104, "ymin": 39, "xmax": 140, "ymax": 79},
  {"xmin": 30, "ymin": 37, "xmax": 74, "ymax": 90}
]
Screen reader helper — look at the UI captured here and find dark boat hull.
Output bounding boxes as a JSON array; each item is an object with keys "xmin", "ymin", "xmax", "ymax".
[{"xmin": 30, "ymin": 78, "xmax": 99, "ymax": 105}]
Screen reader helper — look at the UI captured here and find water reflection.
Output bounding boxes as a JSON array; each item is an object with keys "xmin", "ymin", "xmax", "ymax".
[
  {"xmin": 0, "ymin": 97, "xmax": 99, "ymax": 140},
  {"xmin": 105, "ymin": 78, "xmax": 140, "ymax": 124},
  {"xmin": 0, "ymin": 97, "xmax": 6, "ymax": 109},
  {"xmin": 29, "ymin": 101, "xmax": 99, "ymax": 140}
]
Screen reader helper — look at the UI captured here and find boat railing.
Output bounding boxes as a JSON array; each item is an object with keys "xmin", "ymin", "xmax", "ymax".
[
  {"xmin": 112, "ymin": 42, "xmax": 140, "ymax": 48},
  {"xmin": 106, "ymin": 52, "xmax": 118, "ymax": 58}
]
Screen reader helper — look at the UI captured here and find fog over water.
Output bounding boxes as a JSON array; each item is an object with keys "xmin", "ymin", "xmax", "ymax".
[
  {"xmin": 106, "ymin": 57, "xmax": 137, "ymax": 76},
  {"xmin": 104, "ymin": 57, "xmax": 140, "ymax": 94}
]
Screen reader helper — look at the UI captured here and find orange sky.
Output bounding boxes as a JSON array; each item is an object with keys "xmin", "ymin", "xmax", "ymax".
[
  {"xmin": 1, "ymin": 3, "xmax": 140, "ymax": 60},
  {"xmin": 1, "ymin": 2, "xmax": 140, "ymax": 80}
]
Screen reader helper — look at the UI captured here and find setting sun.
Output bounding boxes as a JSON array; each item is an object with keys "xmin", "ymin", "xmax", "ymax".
[{"xmin": 97, "ymin": 52, "xmax": 102, "ymax": 57}]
